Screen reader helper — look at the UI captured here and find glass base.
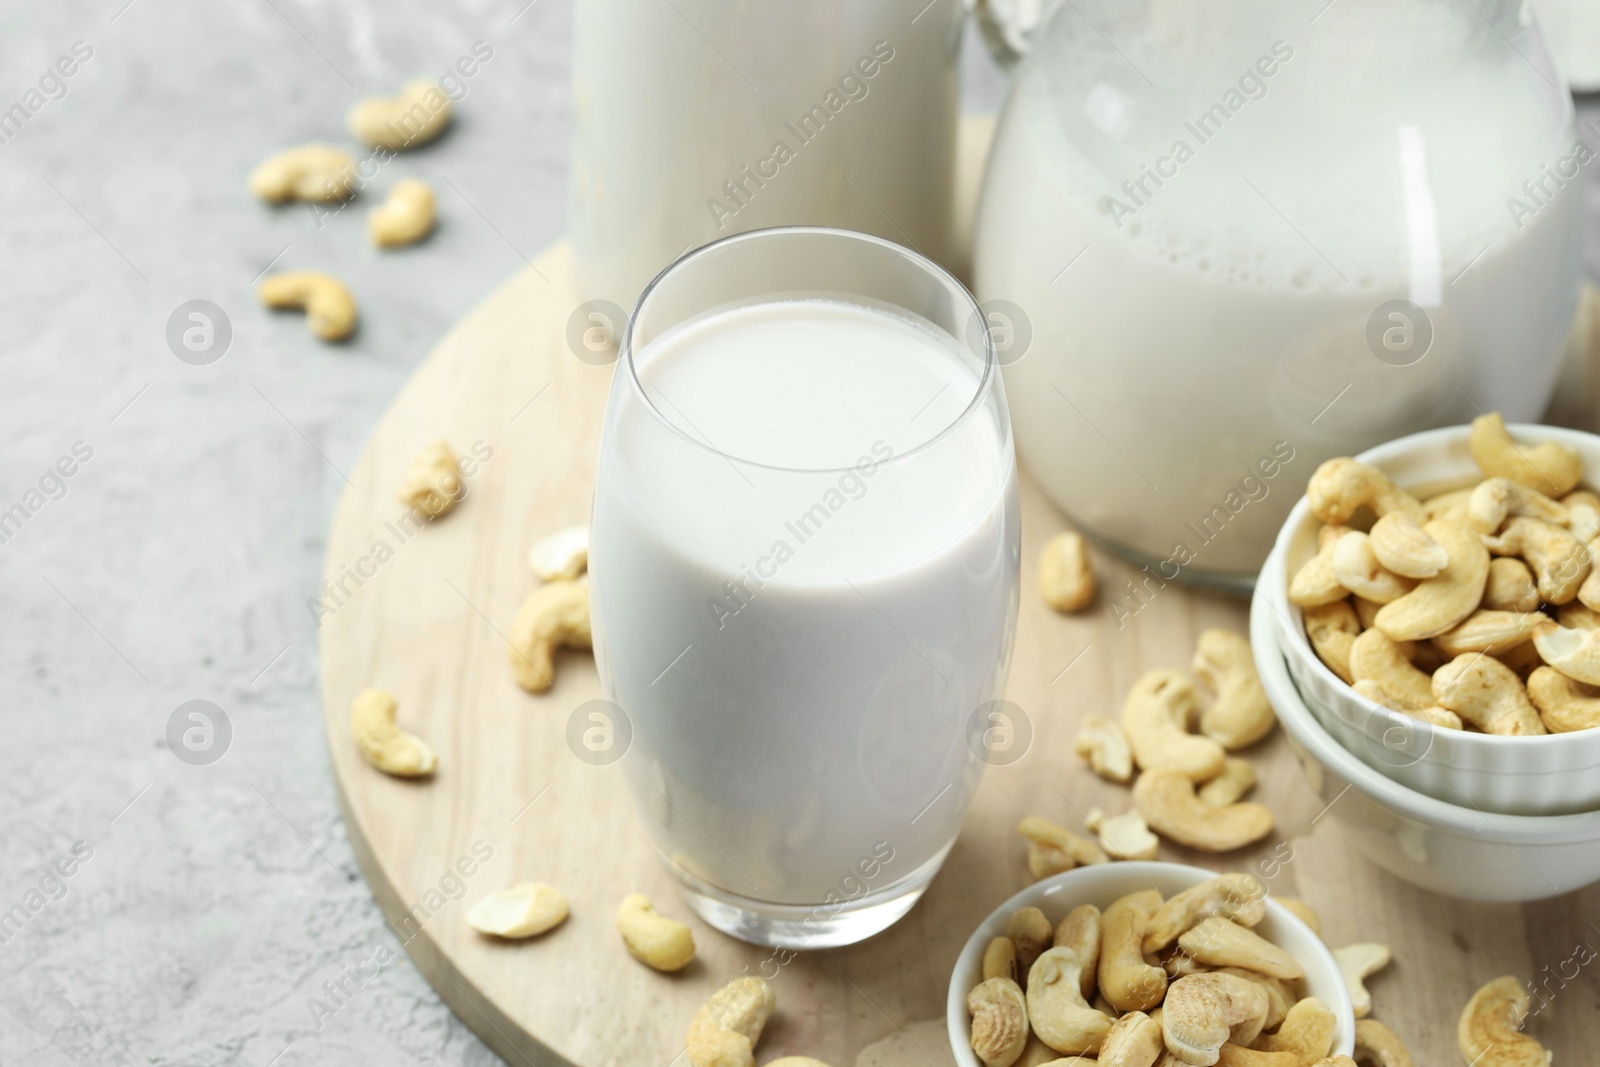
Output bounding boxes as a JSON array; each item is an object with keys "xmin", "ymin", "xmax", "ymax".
[{"xmin": 664, "ymin": 845, "xmax": 950, "ymax": 949}]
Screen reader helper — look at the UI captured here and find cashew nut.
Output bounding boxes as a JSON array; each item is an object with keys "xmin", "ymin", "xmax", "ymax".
[
  {"xmin": 1197, "ymin": 758, "xmax": 1256, "ymax": 808},
  {"xmin": 1305, "ymin": 1059, "xmax": 1358, "ymax": 1067},
  {"xmin": 1052, "ymin": 904, "xmax": 1103, "ymax": 999},
  {"xmin": 1373, "ymin": 519, "xmax": 1489, "ymax": 640},
  {"xmin": 396, "ymin": 440, "xmax": 465, "ymax": 519},
  {"xmin": 1331, "ymin": 531, "xmax": 1416, "ymax": 604},
  {"xmin": 1469, "ymin": 412, "xmax": 1582, "ymax": 497},
  {"xmin": 1008, "ymin": 905, "xmax": 1057, "ymax": 977},
  {"xmin": 347, "ymin": 78, "xmax": 453, "ymax": 150},
  {"xmin": 1493, "ymin": 639, "xmax": 1544, "ymax": 680},
  {"xmin": 1177, "ymin": 918, "xmax": 1303, "ymax": 980},
  {"xmin": 1349, "ymin": 630, "xmax": 1434, "ymax": 711},
  {"xmin": 1367, "ymin": 512, "xmax": 1448, "ymax": 578},
  {"xmin": 1252, "ymin": 998, "xmax": 1336, "ymax": 1062},
  {"xmin": 1559, "ymin": 600, "xmax": 1600, "ymax": 628},
  {"xmin": 1162, "ymin": 947, "xmax": 1211, "ymax": 979},
  {"xmin": 1303, "ymin": 600, "xmax": 1361, "ymax": 683},
  {"xmin": 1016, "ymin": 1035, "xmax": 1074, "ymax": 1067},
  {"xmin": 1100, "ymin": 889, "xmax": 1168, "ymax": 1013},
  {"xmin": 1307, "ymin": 458, "xmax": 1425, "ymax": 525},
  {"xmin": 1456, "ymin": 975, "xmax": 1550, "ymax": 1067},
  {"xmin": 350, "ymin": 688, "xmax": 437, "ymax": 777},
  {"xmin": 258, "ymin": 270, "xmax": 358, "ymax": 341},
  {"xmin": 508, "ymin": 579, "xmax": 592, "ymax": 693},
  {"xmin": 1532, "ymin": 620, "xmax": 1600, "ymax": 686},
  {"xmin": 1028, "ymin": 842, "xmax": 1077, "ymax": 881},
  {"xmin": 1122, "ymin": 670, "xmax": 1227, "ymax": 781},
  {"xmin": 466, "ymin": 883, "xmax": 568, "ymax": 938},
  {"xmin": 1483, "ymin": 558, "xmax": 1541, "ymax": 613},
  {"xmin": 1481, "ymin": 517, "xmax": 1590, "ymax": 605},
  {"xmin": 1351, "ymin": 679, "xmax": 1463, "ymax": 730},
  {"xmin": 616, "ymin": 893, "xmax": 695, "ymax": 972},
  {"xmin": 1578, "ymin": 536, "xmax": 1600, "ymax": 612},
  {"xmin": 369, "ymin": 178, "xmax": 436, "ymax": 248},
  {"xmin": 1143, "ymin": 874, "xmax": 1267, "ymax": 954},
  {"xmin": 686, "ymin": 976, "xmax": 775, "ymax": 1067},
  {"xmin": 1087, "ymin": 808, "xmax": 1161, "ymax": 861},
  {"xmin": 1019, "ymin": 817, "xmax": 1110, "ymax": 886},
  {"xmin": 1213, "ymin": 968, "xmax": 1292, "ymax": 1031},
  {"xmin": 1193, "ymin": 630, "xmax": 1276, "ymax": 750},
  {"xmin": 1075, "ymin": 714, "xmax": 1134, "ymax": 782},
  {"xmin": 1027, "ymin": 948, "xmax": 1113, "ymax": 1056},
  {"xmin": 248, "ymin": 143, "xmax": 356, "ymax": 202},
  {"xmin": 1289, "ymin": 525, "xmax": 1353, "ymax": 608},
  {"xmin": 1213, "ymin": 1046, "xmax": 1298, "ymax": 1067},
  {"xmin": 1099, "ymin": 1011, "xmax": 1164, "ymax": 1067},
  {"xmin": 529, "ymin": 525, "xmax": 590, "ymax": 581},
  {"xmin": 1564, "ymin": 488, "xmax": 1600, "ymax": 541},
  {"xmin": 1526, "ymin": 665, "xmax": 1600, "ymax": 732},
  {"xmin": 1467, "ymin": 477, "xmax": 1569, "ymax": 534},
  {"xmin": 1162, "ymin": 972, "xmax": 1271, "ymax": 1066},
  {"xmin": 1432, "ymin": 654, "xmax": 1547, "ymax": 735},
  {"xmin": 1424, "ymin": 486, "xmax": 1475, "ymax": 523},
  {"xmin": 1135, "ymin": 770, "xmax": 1273, "ymax": 853},
  {"xmin": 1329, "ymin": 943, "xmax": 1391, "ymax": 1020},
  {"xmin": 1040, "ymin": 531, "xmax": 1096, "ymax": 613},
  {"xmin": 1352, "ymin": 1019, "xmax": 1413, "ymax": 1067},
  {"xmin": 1433, "ymin": 610, "xmax": 1545, "ymax": 658},
  {"xmin": 984, "ymin": 936, "xmax": 1020, "ymax": 983}
]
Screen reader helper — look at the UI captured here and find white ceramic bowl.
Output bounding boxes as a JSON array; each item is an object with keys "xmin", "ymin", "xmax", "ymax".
[
  {"xmin": 946, "ymin": 862, "xmax": 1354, "ymax": 1066},
  {"xmin": 1266, "ymin": 422, "xmax": 1600, "ymax": 816},
  {"xmin": 1254, "ymin": 562, "xmax": 1600, "ymax": 900}
]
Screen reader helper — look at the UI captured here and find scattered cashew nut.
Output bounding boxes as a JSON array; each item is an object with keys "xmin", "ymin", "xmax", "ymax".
[
  {"xmin": 1193, "ymin": 629, "xmax": 1277, "ymax": 750},
  {"xmin": 617, "ymin": 892, "xmax": 695, "ymax": 972},
  {"xmin": 1135, "ymin": 770, "xmax": 1273, "ymax": 853},
  {"xmin": 397, "ymin": 440, "xmax": 464, "ymax": 519},
  {"xmin": 1331, "ymin": 943, "xmax": 1391, "ymax": 1019},
  {"xmin": 1074, "ymin": 714, "xmax": 1133, "ymax": 782},
  {"xmin": 1352, "ymin": 1019, "xmax": 1413, "ymax": 1067},
  {"xmin": 348, "ymin": 78, "xmax": 453, "ymax": 150},
  {"xmin": 258, "ymin": 270, "xmax": 358, "ymax": 341},
  {"xmin": 249, "ymin": 143, "xmax": 356, "ymax": 202},
  {"xmin": 687, "ymin": 977, "xmax": 775, "ymax": 1067},
  {"xmin": 1456, "ymin": 975, "xmax": 1550, "ymax": 1067},
  {"xmin": 1087, "ymin": 808, "xmax": 1160, "ymax": 861},
  {"xmin": 1197, "ymin": 758, "xmax": 1256, "ymax": 808},
  {"xmin": 369, "ymin": 178, "xmax": 436, "ymax": 248},
  {"xmin": 1121, "ymin": 670, "xmax": 1227, "ymax": 781},
  {"xmin": 1040, "ymin": 531, "xmax": 1096, "ymax": 613},
  {"xmin": 529, "ymin": 525, "xmax": 590, "ymax": 581},
  {"xmin": 1469, "ymin": 412, "xmax": 1582, "ymax": 497},
  {"xmin": 350, "ymin": 688, "xmax": 436, "ymax": 777},
  {"xmin": 466, "ymin": 883, "xmax": 568, "ymax": 938},
  {"xmin": 508, "ymin": 579, "xmax": 592, "ymax": 693}
]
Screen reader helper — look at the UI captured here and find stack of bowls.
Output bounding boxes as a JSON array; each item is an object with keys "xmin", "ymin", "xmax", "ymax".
[{"xmin": 1254, "ymin": 423, "xmax": 1600, "ymax": 902}]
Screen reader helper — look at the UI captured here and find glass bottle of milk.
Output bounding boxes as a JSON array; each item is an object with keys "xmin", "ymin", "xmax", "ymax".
[
  {"xmin": 572, "ymin": 0, "xmax": 965, "ymax": 310},
  {"xmin": 974, "ymin": 0, "xmax": 1583, "ymax": 594}
]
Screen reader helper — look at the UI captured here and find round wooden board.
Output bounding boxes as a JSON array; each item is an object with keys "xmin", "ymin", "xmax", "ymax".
[{"xmin": 322, "ymin": 147, "xmax": 1600, "ymax": 1067}]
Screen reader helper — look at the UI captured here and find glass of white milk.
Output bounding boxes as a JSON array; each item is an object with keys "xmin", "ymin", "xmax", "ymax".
[
  {"xmin": 974, "ymin": 0, "xmax": 1583, "ymax": 595},
  {"xmin": 571, "ymin": 0, "xmax": 964, "ymax": 310},
  {"xmin": 589, "ymin": 228, "xmax": 1020, "ymax": 948}
]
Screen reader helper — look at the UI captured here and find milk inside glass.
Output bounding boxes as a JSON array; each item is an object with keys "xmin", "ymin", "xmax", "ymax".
[
  {"xmin": 1536, "ymin": 0, "xmax": 1600, "ymax": 90},
  {"xmin": 590, "ymin": 298, "xmax": 1018, "ymax": 914},
  {"xmin": 975, "ymin": 0, "xmax": 1582, "ymax": 586},
  {"xmin": 571, "ymin": 0, "xmax": 963, "ymax": 308}
]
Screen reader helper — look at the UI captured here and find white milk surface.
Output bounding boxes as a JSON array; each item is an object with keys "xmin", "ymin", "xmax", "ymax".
[
  {"xmin": 590, "ymin": 299, "xmax": 1019, "ymax": 905},
  {"xmin": 976, "ymin": 2, "xmax": 1583, "ymax": 580}
]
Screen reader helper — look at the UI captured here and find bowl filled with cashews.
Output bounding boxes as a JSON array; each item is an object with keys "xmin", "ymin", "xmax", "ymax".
[
  {"xmin": 1265, "ymin": 416, "xmax": 1600, "ymax": 818},
  {"xmin": 948, "ymin": 862, "xmax": 1355, "ymax": 1066}
]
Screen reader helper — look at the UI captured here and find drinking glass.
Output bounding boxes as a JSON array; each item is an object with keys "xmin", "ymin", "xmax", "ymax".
[{"xmin": 588, "ymin": 228, "xmax": 1020, "ymax": 948}]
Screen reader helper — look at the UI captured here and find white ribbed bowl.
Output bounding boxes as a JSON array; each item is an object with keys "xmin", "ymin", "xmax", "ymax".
[
  {"xmin": 1253, "ymin": 566, "xmax": 1600, "ymax": 900},
  {"xmin": 1265, "ymin": 423, "xmax": 1600, "ymax": 816},
  {"xmin": 946, "ymin": 862, "xmax": 1353, "ymax": 1066}
]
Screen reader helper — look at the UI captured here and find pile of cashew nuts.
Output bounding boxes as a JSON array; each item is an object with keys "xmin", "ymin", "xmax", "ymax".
[{"xmin": 1294, "ymin": 412, "xmax": 1600, "ymax": 737}]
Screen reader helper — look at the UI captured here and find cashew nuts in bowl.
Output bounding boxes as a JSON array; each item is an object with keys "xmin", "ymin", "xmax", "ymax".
[
  {"xmin": 1268, "ymin": 416, "xmax": 1600, "ymax": 817},
  {"xmin": 946, "ymin": 862, "xmax": 1354, "ymax": 1067}
]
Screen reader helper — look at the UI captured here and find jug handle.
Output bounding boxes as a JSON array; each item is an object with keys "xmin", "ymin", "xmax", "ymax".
[{"xmin": 971, "ymin": 0, "xmax": 1065, "ymax": 71}]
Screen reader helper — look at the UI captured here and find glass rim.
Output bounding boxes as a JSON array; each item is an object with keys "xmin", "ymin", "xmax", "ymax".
[{"xmin": 619, "ymin": 225, "xmax": 1000, "ymax": 476}]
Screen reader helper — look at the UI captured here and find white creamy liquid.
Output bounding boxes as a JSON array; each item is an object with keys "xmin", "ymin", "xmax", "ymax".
[
  {"xmin": 571, "ymin": 0, "xmax": 963, "ymax": 308},
  {"xmin": 590, "ymin": 300, "xmax": 1019, "ymax": 905},
  {"xmin": 975, "ymin": 4, "xmax": 1582, "ymax": 580},
  {"xmin": 1536, "ymin": 0, "xmax": 1600, "ymax": 90}
]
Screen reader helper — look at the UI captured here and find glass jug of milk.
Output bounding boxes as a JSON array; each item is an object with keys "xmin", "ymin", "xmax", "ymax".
[
  {"xmin": 572, "ymin": 0, "xmax": 965, "ymax": 309},
  {"xmin": 974, "ymin": 0, "xmax": 1583, "ymax": 594}
]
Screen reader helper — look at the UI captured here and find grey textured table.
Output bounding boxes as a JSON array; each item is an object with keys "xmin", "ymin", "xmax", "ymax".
[{"xmin": 0, "ymin": 3, "xmax": 1594, "ymax": 1065}]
